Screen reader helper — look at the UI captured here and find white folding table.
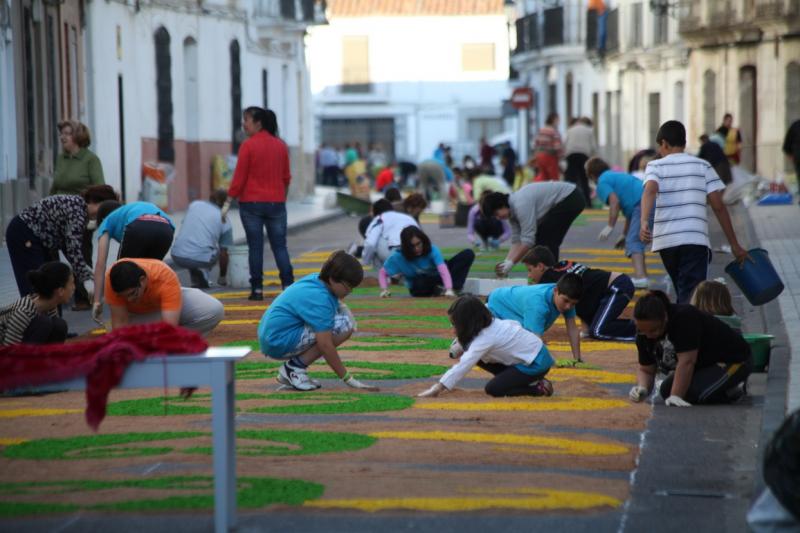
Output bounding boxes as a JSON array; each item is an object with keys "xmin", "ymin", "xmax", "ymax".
[{"xmin": 38, "ymin": 346, "xmax": 250, "ymax": 533}]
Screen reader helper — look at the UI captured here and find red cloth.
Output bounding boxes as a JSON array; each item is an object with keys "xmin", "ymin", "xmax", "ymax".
[
  {"xmin": 0, "ymin": 322, "xmax": 208, "ymax": 430},
  {"xmin": 534, "ymin": 152, "xmax": 560, "ymax": 181},
  {"xmin": 375, "ymin": 167, "xmax": 395, "ymax": 192},
  {"xmin": 228, "ymin": 130, "xmax": 292, "ymax": 202}
]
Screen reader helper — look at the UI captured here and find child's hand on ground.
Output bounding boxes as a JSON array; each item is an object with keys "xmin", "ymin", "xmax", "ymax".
[
  {"xmin": 417, "ymin": 383, "xmax": 445, "ymax": 398},
  {"xmin": 597, "ymin": 225, "xmax": 614, "ymax": 240},
  {"xmin": 343, "ymin": 374, "xmax": 379, "ymax": 391},
  {"xmin": 664, "ymin": 395, "xmax": 691, "ymax": 407},
  {"xmin": 628, "ymin": 385, "xmax": 649, "ymax": 402},
  {"xmin": 614, "ymin": 234, "xmax": 626, "ymax": 249},
  {"xmin": 495, "ymin": 259, "xmax": 514, "ymax": 278},
  {"xmin": 380, "ymin": 289, "xmax": 391, "ymax": 298}
]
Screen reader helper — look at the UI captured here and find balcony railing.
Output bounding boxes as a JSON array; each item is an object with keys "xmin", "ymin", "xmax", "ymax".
[
  {"xmin": 586, "ymin": 8, "xmax": 618, "ymax": 54},
  {"xmin": 606, "ymin": 8, "xmax": 619, "ymax": 53},
  {"xmin": 252, "ymin": 0, "xmax": 327, "ymax": 25},
  {"xmin": 513, "ymin": 13, "xmax": 539, "ymax": 53}
]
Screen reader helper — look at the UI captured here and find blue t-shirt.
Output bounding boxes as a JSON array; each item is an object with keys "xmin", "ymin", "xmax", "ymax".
[
  {"xmin": 97, "ymin": 201, "xmax": 173, "ymax": 242},
  {"xmin": 383, "ymin": 245, "xmax": 445, "ymax": 288},
  {"xmin": 258, "ymin": 273, "xmax": 339, "ymax": 357},
  {"xmin": 487, "ymin": 284, "xmax": 575, "ymax": 335},
  {"xmin": 596, "ymin": 170, "xmax": 643, "ymax": 219}
]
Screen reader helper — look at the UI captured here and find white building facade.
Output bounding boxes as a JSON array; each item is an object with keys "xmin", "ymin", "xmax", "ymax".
[{"xmin": 307, "ymin": 0, "xmax": 513, "ymax": 164}]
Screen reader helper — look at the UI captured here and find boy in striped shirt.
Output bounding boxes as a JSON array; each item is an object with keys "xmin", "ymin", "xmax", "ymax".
[{"xmin": 640, "ymin": 121, "xmax": 748, "ymax": 304}]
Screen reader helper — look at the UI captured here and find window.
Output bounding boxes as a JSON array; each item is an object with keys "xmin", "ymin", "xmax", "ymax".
[
  {"xmin": 703, "ymin": 69, "xmax": 716, "ymax": 135},
  {"xmin": 674, "ymin": 81, "xmax": 684, "ymax": 124},
  {"xmin": 342, "ymin": 36, "xmax": 370, "ymax": 92},
  {"xmin": 653, "ymin": 10, "xmax": 668, "ymax": 45},
  {"xmin": 648, "ymin": 92, "xmax": 661, "ymax": 147},
  {"xmin": 629, "ymin": 3, "xmax": 642, "ymax": 48},
  {"xmin": 154, "ymin": 27, "xmax": 174, "ymax": 162},
  {"xmin": 262, "ymin": 69, "xmax": 269, "ymax": 109},
  {"xmin": 462, "ymin": 43, "xmax": 495, "ymax": 72},
  {"xmin": 467, "ymin": 118, "xmax": 503, "ymax": 144},
  {"xmin": 230, "ymin": 40, "xmax": 242, "ymax": 154}
]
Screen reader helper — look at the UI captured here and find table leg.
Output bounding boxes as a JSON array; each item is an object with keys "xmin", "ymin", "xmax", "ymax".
[{"xmin": 211, "ymin": 360, "xmax": 237, "ymax": 532}]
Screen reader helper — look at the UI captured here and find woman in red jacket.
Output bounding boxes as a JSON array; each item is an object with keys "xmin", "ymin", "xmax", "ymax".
[{"xmin": 225, "ymin": 107, "xmax": 295, "ymax": 300}]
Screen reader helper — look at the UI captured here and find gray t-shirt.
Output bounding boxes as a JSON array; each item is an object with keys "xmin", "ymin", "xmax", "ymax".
[
  {"xmin": 171, "ymin": 200, "xmax": 233, "ymax": 263},
  {"xmin": 509, "ymin": 182, "xmax": 576, "ymax": 245}
]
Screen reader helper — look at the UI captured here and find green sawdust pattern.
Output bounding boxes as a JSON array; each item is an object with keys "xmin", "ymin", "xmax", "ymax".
[
  {"xmin": 555, "ymin": 359, "xmax": 600, "ymax": 370},
  {"xmin": 3, "ymin": 429, "xmax": 375, "ymax": 460},
  {"xmin": 225, "ymin": 336, "xmax": 454, "ymax": 352},
  {"xmin": 106, "ymin": 392, "xmax": 414, "ymax": 416},
  {"xmin": 358, "ymin": 314, "xmax": 452, "ymax": 330},
  {"xmin": 0, "ymin": 476, "xmax": 323, "ymax": 517},
  {"xmin": 346, "ymin": 299, "xmax": 452, "ymax": 310},
  {"xmin": 235, "ymin": 360, "xmax": 448, "ymax": 381}
]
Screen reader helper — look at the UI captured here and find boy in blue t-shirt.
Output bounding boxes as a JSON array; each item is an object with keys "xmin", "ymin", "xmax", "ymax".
[
  {"xmin": 487, "ymin": 273, "xmax": 584, "ymax": 362},
  {"xmin": 585, "ymin": 157, "xmax": 651, "ymax": 289},
  {"xmin": 259, "ymin": 251, "xmax": 378, "ymax": 392}
]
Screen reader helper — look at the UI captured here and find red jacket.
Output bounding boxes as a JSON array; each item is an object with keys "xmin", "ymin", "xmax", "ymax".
[{"xmin": 229, "ymin": 131, "xmax": 292, "ymax": 202}]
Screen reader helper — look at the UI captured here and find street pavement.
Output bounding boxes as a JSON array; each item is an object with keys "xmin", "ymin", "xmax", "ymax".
[{"xmin": 1, "ymin": 191, "xmax": 798, "ymax": 532}]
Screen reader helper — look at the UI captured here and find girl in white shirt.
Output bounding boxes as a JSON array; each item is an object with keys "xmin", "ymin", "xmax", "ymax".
[{"xmin": 418, "ymin": 295, "xmax": 555, "ymax": 398}]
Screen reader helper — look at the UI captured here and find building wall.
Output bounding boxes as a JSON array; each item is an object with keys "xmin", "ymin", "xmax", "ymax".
[
  {"xmin": 84, "ymin": 0, "xmax": 315, "ymax": 210},
  {"xmin": 308, "ymin": 14, "xmax": 511, "ymax": 162},
  {"xmin": 0, "ymin": 0, "xmax": 16, "ymax": 183}
]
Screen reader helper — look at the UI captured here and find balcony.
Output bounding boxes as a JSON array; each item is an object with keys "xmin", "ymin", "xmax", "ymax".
[
  {"xmin": 543, "ymin": 6, "xmax": 564, "ymax": 47},
  {"xmin": 586, "ymin": 8, "xmax": 618, "ymax": 56},
  {"xmin": 513, "ymin": 13, "xmax": 540, "ymax": 54},
  {"xmin": 251, "ymin": 0, "xmax": 327, "ymax": 28}
]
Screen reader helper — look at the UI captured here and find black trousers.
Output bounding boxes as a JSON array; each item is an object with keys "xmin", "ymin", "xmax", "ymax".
[
  {"xmin": 6, "ymin": 216, "xmax": 49, "ymax": 297},
  {"xmin": 659, "ymin": 244, "xmax": 711, "ymax": 305},
  {"xmin": 473, "ymin": 215, "xmax": 504, "ymax": 242},
  {"xmin": 118, "ymin": 219, "xmax": 174, "ymax": 260},
  {"xmin": 73, "ymin": 228, "xmax": 95, "ymax": 305},
  {"xmin": 659, "ymin": 354, "xmax": 753, "ymax": 404},
  {"xmin": 22, "ymin": 314, "xmax": 68, "ymax": 344},
  {"xmin": 408, "ymin": 249, "xmax": 475, "ymax": 297},
  {"xmin": 564, "ymin": 153, "xmax": 591, "ymax": 206},
  {"xmin": 477, "ymin": 361, "xmax": 547, "ymax": 397},
  {"xmin": 588, "ymin": 275, "xmax": 636, "ymax": 341},
  {"xmin": 535, "ymin": 188, "xmax": 585, "ymax": 262}
]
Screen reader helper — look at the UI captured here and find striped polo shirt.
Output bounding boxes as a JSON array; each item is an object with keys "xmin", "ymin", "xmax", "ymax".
[{"xmin": 644, "ymin": 152, "xmax": 724, "ymax": 252}]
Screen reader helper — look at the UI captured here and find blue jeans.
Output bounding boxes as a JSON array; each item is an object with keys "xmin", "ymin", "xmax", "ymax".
[{"xmin": 239, "ymin": 202, "xmax": 294, "ymax": 290}]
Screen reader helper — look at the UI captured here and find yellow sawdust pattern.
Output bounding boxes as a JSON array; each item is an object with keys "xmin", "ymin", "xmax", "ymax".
[
  {"xmin": 304, "ymin": 488, "xmax": 621, "ymax": 512},
  {"xmin": 0, "ymin": 408, "xmax": 82, "ymax": 418},
  {"xmin": 368, "ymin": 430, "xmax": 628, "ymax": 456},
  {"xmin": 415, "ymin": 397, "xmax": 629, "ymax": 412},
  {"xmin": 545, "ymin": 368, "xmax": 636, "ymax": 384},
  {"xmin": 0, "ymin": 437, "xmax": 27, "ymax": 445}
]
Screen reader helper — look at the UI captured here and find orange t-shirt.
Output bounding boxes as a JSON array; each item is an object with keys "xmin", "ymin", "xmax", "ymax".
[{"xmin": 105, "ymin": 258, "xmax": 182, "ymax": 314}]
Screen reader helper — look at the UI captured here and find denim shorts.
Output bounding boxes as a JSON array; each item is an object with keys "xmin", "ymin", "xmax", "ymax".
[
  {"xmin": 267, "ymin": 306, "xmax": 355, "ymax": 360},
  {"xmin": 625, "ymin": 204, "xmax": 654, "ymax": 257}
]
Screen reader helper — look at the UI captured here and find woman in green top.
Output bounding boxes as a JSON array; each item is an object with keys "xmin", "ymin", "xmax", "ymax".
[{"xmin": 51, "ymin": 120, "xmax": 105, "ymax": 310}]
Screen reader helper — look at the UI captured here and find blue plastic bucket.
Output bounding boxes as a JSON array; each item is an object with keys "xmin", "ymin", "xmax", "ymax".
[{"xmin": 724, "ymin": 248, "xmax": 784, "ymax": 306}]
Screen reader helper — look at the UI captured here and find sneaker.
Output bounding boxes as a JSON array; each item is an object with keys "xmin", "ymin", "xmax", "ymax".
[
  {"xmin": 632, "ymin": 277, "xmax": 649, "ymax": 289},
  {"xmin": 277, "ymin": 363, "xmax": 319, "ymax": 391},
  {"xmin": 248, "ymin": 290, "xmax": 264, "ymax": 301},
  {"xmin": 530, "ymin": 378, "xmax": 554, "ymax": 397}
]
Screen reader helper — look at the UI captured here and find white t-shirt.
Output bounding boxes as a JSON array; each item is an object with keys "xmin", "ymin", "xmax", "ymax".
[
  {"xmin": 171, "ymin": 200, "xmax": 233, "ymax": 263},
  {"xmin": 439, "ymin": 318, "xmax": 544, "ymax": 390},
  {"xmin": 644, "ymin": 152, "xmax": 724, "ymax": 252},
  {"xmin": 362, "ymin": 211, "xmax": 419, "ymax": 265}
]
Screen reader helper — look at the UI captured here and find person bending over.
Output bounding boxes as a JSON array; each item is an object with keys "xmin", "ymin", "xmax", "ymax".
[
  {"xmin": 523, "ymin": 246, "xmax": 636, "ymax": 342},
  {"xmin": 104, "ymin": 259, "xmax": 224, "ymax": 336},
  {"xmin": 259, "ymin": 251, "xmax": 378, "ymax": 392},
  {"xmin": 379, "ymin": 226, "xmax": 474, "ymax": 298},
  {"xmin": 480, "ymin": 181, "xmax": 584, "ymax": 276},
  {"xmin": 629, "ymin": 290, "xmax": 752, "ymax": 406},
  {"xmin": 418, "ymin": 296, "xmax": 554, "ymax": 398},
  {"xmin": 467, "ymin": 192, "xmax": 511, "ymax": 252},
  {"xmin": 362, "ymin": 199, "xmax": 419, "ymax": 269},
  {"xmin": 0, "ymin": 262, "xmax": 73, "ymax": 345},
  {"xmin": 487, "ymin": 273, "xmax": 583, "ymax": 362}
]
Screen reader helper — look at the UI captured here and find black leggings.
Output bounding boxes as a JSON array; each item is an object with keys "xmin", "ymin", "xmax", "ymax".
[
  {"xmin": 118, "ymin": 219, "xmax": 174, "ymax": 260},
  {"xmin": 535, "ymin": 188, "xmax": 585, "ymax": 262},
  {"xmin": 23, "ymin": 314, "xmax": 68, "ymax": 344},
  {"xmin": 408, "ymin": 249, "xmax": 475, "ymax": 297},
  {"xmin": 477, "ymin": 361, "xmax": 547, "ymax": 397},
  {"xmin": 564, "ymin": 153, "xmax": 591, "ymax": 206},
  {"xmin": 659, "ymin": 355, "xmax": 753, "ymax": 404}
]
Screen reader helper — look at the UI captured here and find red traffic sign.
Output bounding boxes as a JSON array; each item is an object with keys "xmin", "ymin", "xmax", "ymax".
[{"xmin": 510, "ymin": 87, "xmax": 534, "ymax": 110}]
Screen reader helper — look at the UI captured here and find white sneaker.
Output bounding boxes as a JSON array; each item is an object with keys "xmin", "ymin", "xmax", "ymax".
[
  {"xmin": 632, "ymin": 277, "xmax": 649, "ymax": 289},
  {"xmin": 277, "ymin": 364, "xmax": 319, "ymax": 391}
]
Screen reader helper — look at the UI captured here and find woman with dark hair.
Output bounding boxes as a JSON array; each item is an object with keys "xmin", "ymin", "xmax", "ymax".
[
  {"xmin": 378, "ymin": 226, "xmax": 474, "ymax": 298},
  {"xmin": 629, "ymin": 290, "xmax": 753, "ymax": 406},
  {"xmin": 90, "ymin": 200, "xmax": 175, "ymax": 322},
  {"xmin": 417, "ymin": 295, "xmax": 554, "ymax": 398},
  {"xmin": 5, "ymin": 185, "xmax": 118, "ymax": 298},
  {"xmin": 0, "ymin": 261, "xmax": 73, "ymax": 345},
  {"xmin": 223, "ymin": 106, "xmax": 294, "ymax": 300}
]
